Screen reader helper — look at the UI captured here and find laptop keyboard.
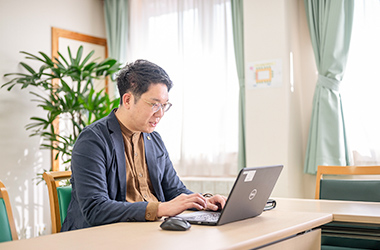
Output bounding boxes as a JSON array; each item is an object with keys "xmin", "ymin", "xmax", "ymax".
[{"xmin": 182, "ymin": 211, "xmax": 220, "ymax": 222}]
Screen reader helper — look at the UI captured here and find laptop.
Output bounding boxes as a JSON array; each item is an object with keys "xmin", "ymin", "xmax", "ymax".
[{"xmin": 176, "ymin": 165, "xmax": 283, "ymax": 226}]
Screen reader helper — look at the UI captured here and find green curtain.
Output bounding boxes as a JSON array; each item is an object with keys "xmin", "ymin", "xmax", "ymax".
[
  {"xmin": 104, "ymin": 0, "xmax": 129, "ymax": 65},
  {"xmin": 231, "ymin": 0, "xmax": 246, "ymax": 170},
  {"xmin": 303, "ymin": 0, "xmax": 354, "ymax": 174}
]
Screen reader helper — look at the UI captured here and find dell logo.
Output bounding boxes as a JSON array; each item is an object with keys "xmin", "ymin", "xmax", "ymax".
[{"xmin": 249, "ymin": 189, "xmax": 257, "ymax": 200}]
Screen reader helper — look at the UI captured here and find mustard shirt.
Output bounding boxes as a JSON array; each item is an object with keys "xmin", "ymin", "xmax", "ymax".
[{"xmin": 116, "ymin": 117, "xmax": 160, "ymax": 221}]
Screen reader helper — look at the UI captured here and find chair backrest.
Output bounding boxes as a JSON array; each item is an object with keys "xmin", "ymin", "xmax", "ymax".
[
  {"xmin": 0, "ymin": 181, "xmax": 18, "ymax": 242},
  {"xmin": 315, "ymin": 165, "xmax": 380, "ymax": 202},
  {"xmin": 43, "ymin": 171, "xmax": 72, "ymax": 234}
]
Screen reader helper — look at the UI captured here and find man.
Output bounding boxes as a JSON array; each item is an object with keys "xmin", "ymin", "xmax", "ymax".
[{"xmin": 61, "ymin": 60, "xmax": 226, "ymax": 231}]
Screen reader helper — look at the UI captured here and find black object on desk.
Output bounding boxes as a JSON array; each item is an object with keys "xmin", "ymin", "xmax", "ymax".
[{"xmin": 160, "ymin": 217, "xmax": 191, "ymax": 231}]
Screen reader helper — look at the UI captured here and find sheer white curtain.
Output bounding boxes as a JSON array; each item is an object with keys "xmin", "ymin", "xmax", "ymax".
[
  {"xmin": 128, "ymin": 0, "xmax": 239, "ymax": 177},
  {"xmin": 341, "ymin": 0, "xmax": 380, "ymax": 165}
]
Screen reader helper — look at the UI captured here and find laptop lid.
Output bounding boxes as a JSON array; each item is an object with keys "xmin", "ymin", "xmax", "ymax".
[{"xmin": 178, "ymin": 165, "xmax": 283, "ymax": 226}]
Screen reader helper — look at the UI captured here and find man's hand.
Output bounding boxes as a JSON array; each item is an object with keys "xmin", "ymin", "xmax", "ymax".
[
  {"xmin": 157, "ymin": 193, "xmax": 207, "ymax": 217},
  {"xmin": 205, "ymin": 194, "xmax": 227, "ymax": 211}
]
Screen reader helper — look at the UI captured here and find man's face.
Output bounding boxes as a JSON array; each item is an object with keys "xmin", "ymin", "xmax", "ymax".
[{"xmin": 126, "ymin": 83, "xmax": 169, "ymax": 133}]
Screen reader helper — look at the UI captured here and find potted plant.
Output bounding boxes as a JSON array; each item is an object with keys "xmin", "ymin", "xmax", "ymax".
[{"xmin": 2, "ymin": 46, "xmax": 121, "ymax": 180}]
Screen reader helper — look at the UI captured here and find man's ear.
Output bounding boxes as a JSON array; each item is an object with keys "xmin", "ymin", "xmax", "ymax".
[{"xmin": 122, "ymin": 93, "xmax": 133, "ymax": 109}]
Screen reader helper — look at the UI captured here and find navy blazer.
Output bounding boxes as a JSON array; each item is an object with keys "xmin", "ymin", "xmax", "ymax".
[{"xmin": 61, "ymin": 110, "xmax": 192, "ymax": 231}]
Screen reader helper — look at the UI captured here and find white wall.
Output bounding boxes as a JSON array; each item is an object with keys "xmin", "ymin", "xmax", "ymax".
[
  {"xmin": 243, "ymin": 0, "xmax": 318, "ymax": 198},
  {"xmin": 0, "ymin": 0, "xmax": 106, "ymax": 238}
]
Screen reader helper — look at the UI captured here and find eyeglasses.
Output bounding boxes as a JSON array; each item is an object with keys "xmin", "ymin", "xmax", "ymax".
[{"xmin": 142, "ymin": 99, "xmax": 172, "ymax": 113}]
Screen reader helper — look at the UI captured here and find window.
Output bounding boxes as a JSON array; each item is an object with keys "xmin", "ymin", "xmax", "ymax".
[
  {"xmin": 341, "ymin": 0, "xmax": 380, "ymax": 165},
  {"xmin": 128, "ymin": 0, "xmax": 239, "ymax": 177}
]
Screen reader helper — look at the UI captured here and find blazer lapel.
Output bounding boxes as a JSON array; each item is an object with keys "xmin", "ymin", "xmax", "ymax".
[
  {"xmin": 107, "ymin": 110, "xmax": 127, "ymax": 199},
  {"xmin": 143, "ymin": 133, "xmax": 163, "ymax": 201}
]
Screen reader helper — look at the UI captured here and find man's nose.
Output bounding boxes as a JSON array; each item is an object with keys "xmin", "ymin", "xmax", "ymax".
[{"xmin": 154, "ymin": 107, "xmax": 164, "ymax": 117}]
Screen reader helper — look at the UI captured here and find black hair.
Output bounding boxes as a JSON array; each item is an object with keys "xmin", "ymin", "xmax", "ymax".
[{"xmin": 116, "ymin": 59, "xmax": 173, "ymax": 104}]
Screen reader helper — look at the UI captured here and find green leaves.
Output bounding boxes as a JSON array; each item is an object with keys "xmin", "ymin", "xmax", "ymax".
[{"xmin": 2, "ymin": 46, "xmax": 122, "ymax": 175}]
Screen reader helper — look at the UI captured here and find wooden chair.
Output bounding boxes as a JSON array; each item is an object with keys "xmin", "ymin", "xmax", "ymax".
[
  {"xmin": 315, "ymin": 165, "xmax": 380, "ymax": 201},
  {"xmin": 315, "ymin": 165, "xmax": 380, "ymax": 249},
  {"xmin": 0, "ymin": 180, "xmax": 18, "ymax": 242},
  {"xmin": 43, "ymin": 171, "xmax": 72, "ymax": 234}
]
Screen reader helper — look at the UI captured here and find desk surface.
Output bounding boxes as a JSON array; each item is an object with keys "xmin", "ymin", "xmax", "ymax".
[
  {"xmin": 275, "ymin": 197, "xmax": 380, "ymax": 224},
  {"xmin": 1, "ymin": 198, "xmax": 380, "ymax": 250}
]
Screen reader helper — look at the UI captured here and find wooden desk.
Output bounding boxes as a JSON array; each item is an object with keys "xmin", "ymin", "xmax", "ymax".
[
  {"xmin": 274, "ymin": 197, "xmax": 380, "ymax": 224},
  {"xmin": 1, "ymin": 198, "xmax": 379, "ymax": 250}
]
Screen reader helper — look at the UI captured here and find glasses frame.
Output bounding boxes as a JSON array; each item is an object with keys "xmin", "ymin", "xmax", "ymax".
[{"xmin": 142, "ymin": 99, "xmax": 172, "ymax": 113}]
